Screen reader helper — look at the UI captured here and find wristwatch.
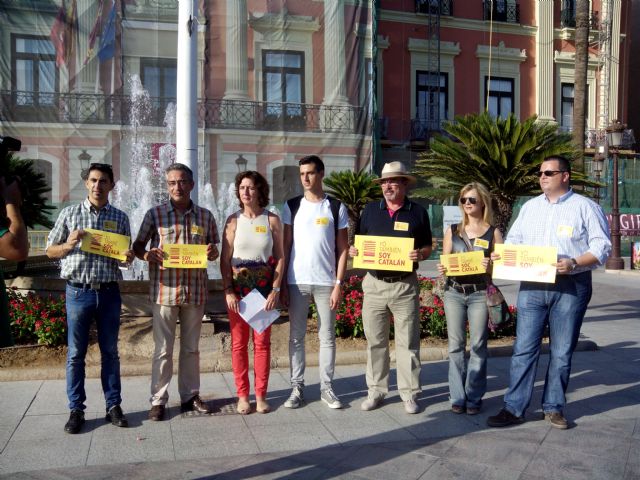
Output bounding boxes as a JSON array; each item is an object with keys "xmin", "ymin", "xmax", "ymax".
[
  {"xmin": 569, "ymin": 258, "xmax": 577, "ymax": 271},
  {"xmin": 272, "ymin": 287, "xmax": 281, "ymax": 293}
]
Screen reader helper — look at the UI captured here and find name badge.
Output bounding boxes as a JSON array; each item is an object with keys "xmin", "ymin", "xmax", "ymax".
[
  {"xmin": 557, "ymin": 225, "xmax": 573, "ymax": 237},
  {"xmin": 103, "ymin": 220, "xmax": 117, "ymax": 232},
  {"xmin": 474, "ymin": 238, "xmax": 489, "ymax": 249},
  {"xmin": 394, "ymin": 221, "xmax": 409, "ymax": 231},
  {"xmin": 315, "ymin": 217, "xmax": 330, "ymax": 226},
  {"xmin": 255, "ymin": 225, "xmax": 267, "ymax": 234},
  {"xmin": 191, "ymin": 225, "xmax": 204, "ymax": 236}
]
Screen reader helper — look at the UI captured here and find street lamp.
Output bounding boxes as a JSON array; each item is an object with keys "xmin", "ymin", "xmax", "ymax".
[
  {"xmin": 78, "ymin": 149, "xmax": 92, "ymax": 170},
  {"xmin": 235, "ymin": 154, "xmax": 248, "ymax": 172},
  {"xmin": 592, "ymin": 152, "xmax": 604, "ymax": 204},
  {"xmin": 604, "ymin": 120, "xmax": 625, "ymax": 270}
]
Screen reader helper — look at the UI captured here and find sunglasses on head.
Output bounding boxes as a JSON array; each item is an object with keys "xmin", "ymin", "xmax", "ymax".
[
  {"xmin": 537, "ymin": 170, "xmax": 567, "ymax": 177},
  {"xmin": 459, "ymin": 197, "xmax": 477, "ymax": 205}
]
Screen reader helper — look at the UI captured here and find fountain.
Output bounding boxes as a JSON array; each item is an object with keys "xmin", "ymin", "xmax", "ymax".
[{"xmin": 110, "ymin": 74, "xmax": 236, "ymax": 280}]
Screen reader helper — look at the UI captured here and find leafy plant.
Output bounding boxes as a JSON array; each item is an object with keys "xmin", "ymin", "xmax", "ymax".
[
  {"xmin": 323, "ymin": 169, "xmax": 382, "ymax": 244},
  {"xmin": 7, "ymin": 288, "xmax": 67, "ymax": 346},
  {"xmin": 413, "ymin": 113, "xmax": 598, "ymax": 233},
  {"xmin": 6, "ymin": 153, "xmax": 55, "ymax": 228}
]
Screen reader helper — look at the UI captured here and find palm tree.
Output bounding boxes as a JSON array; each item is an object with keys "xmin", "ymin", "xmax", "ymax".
[
  {"xmin": 323, "ymin": 169, "xmax": 382, "ymax": 244},
  {"xmin": 572, "ymin": 0, "xmax": 590, "ymax": 173},
  {"xmin": 6, "ymin": 154, "xmax": 55, "ymax": 229},
  {"xmin": 413, "ymin": 113, "xmax": 596, "ymax": 234}
]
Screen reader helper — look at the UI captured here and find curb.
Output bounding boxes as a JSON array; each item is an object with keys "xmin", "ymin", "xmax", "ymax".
[{"xmin": 0, "ymin": 339, "xmax": 598, "ymax": 382}]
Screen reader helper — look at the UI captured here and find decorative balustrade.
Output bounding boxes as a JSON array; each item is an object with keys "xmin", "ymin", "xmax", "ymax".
[
  {"xmin": 1, "ymin": 91, "xmax": 363, "ymax": 134},
  {"xmin": 482, "ymin": 1, "xmax": 520, "ymax": 23},
  {"xmin": 415, "ymin": 0, "xmax": 453, "ymax": 16}
]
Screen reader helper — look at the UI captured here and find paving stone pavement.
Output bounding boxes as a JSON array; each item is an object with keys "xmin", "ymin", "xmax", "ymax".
[{"xmin": 1, "ymin": 264, "xmax": 639, "ymax": 479}]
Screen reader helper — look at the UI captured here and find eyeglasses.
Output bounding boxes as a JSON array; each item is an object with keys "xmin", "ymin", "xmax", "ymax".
[
  {"xmin": 167, "ymin": 180, "xmax": 192, "ymax": 187},
  {"xmin": 380, "ymin": 178, "xmax": 403, "ymax": 185},
  {"xmin": 536, "ymin": 170, "xmax": 567, "ymax": 177},
  {"xmin": 459, "ymin": 197, "xmax": 477, "ymax": 205}
]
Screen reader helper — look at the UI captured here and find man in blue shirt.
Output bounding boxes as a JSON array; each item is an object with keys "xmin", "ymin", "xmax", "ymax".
[{"xmin": 487, "ymin": 156, "xmax": 611, "ymax": 429}]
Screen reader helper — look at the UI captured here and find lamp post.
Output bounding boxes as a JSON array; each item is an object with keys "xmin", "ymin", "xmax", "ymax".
[
  {"xmin": 235, "ymin": 154, "xmax": 248, "ymax": 172},
  {"xmin": 604, "ymin": 120, "xmax": 625, "ymax": 270}
]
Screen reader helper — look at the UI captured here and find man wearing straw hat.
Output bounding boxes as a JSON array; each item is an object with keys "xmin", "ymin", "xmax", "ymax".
[{"xmin": 349, "ymin": 161, "xmax": 432, "ymax": 414}]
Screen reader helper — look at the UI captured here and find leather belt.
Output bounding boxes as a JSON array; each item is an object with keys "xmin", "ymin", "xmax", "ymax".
[
  {"xmin": 448, "ymin": 280, "xmax": 486, "ymax": 294},
  {"xmin": 66, "ymin": 281, "xmax": 118, "ymax": 290},
  {"xmin": 371, "ymin": 272, "xmax": 412, "ymax": 283}
]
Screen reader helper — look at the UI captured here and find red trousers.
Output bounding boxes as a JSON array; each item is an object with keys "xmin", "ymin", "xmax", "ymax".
[{"xmin": 228, "ymin": 309, "xmax": 271, "ymax": 397}]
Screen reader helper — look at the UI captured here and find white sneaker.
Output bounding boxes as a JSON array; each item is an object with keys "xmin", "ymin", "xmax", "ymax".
[
  {"xmin": 320, "ymin": 388, "xmax": 343, "ymax": 409},
  {"xmin": 284, "ymin": 386, "xmax": 304, "ymax": 409},
  {"xmin": 404, "ymin": 398, "xmax": 419, "ymax": 414},
  {"xmin": 360, "ymin": 393, "xmax": 384, "ymax": 411}
]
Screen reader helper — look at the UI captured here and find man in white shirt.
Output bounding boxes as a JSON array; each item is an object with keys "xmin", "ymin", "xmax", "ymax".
[{"xmin": 281, "ymin": 155, "xmax": 349, "ymax": 409}]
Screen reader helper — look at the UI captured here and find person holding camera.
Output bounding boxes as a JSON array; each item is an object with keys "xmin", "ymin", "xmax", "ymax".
[{"xmin": 0, "ymin": 176, "xmax": 29, "ymax": 348}]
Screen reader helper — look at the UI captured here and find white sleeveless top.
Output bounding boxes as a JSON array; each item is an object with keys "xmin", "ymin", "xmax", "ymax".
[{"xmin": 231, "ymin": 210, "xmax": 273, "ymax": 266}]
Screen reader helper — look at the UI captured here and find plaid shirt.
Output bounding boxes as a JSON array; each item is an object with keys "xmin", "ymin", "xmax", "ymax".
[
  {"xmin": 135, "ymin": 201, "xmax": 219, "ymax": 306},
  {"xmin": 47, "ymin": 199, "xmax": 131, "ymax": 283}
]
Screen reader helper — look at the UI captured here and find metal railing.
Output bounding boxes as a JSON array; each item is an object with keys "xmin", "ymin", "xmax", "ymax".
[
  {"xmin": 482, "ymin": 1, "xmax": 520, "ymax": 23},
  {"xmin": 560, "ymin": 3, "xmax": 600, "ymax": 29},
  {"xmin": 1, "ymin": 91, "xmax": 364, "ymax": 134},
  {"xmin": 415, "ymin": 0, "xmax": 453, "ymax": 16}
]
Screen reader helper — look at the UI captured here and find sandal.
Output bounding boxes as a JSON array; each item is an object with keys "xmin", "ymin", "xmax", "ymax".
[
  {"xmin": 236, "ymin": 398, "xmax": 251, "ymax": 415},
  {"xmin": 256, "ymin": 398, "xmax": 271, "ymax": 414}
]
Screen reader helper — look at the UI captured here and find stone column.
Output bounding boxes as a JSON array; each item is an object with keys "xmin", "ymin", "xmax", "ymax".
[
  {"xmin": 321, "ymin": 0, "xmax": 352, "ymax": 131},
  {"xmin": 536, "ymin": 0, "xmax": 554, "ymax": 122},
  {"xmin": 223, "ymin": 0, "xmax": 249, "ymax": 100},
  {"xmin": 609, "ymin": 0, "xmax": 622, "ymax": 122}
]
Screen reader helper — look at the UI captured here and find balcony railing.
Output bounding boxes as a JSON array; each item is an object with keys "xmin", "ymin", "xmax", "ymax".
[
  {"xmin": 415, "ymin": 0, "xmax": 453, "ymax": 16},
  {"xmin": 0, "ymin": 91, "xmax": 363, "ymax": 134},
  {"xmin": 483, "ymin": 1, "xmax": 520, "ymax": 23}
]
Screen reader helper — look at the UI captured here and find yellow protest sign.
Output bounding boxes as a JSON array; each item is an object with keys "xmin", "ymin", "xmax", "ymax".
[
  {"xmin": 492, "ymin": 244, "xmax": 558, "ymax": 283},
  {"xmin": 80, "ymin": 228, "xmax": 130, "ymax": 261},
  {"xmin": 440, "ymin": 251, "xmax": 486, "ymax": 276},
  {"xmin": 162, "ymin": 244, "xmax": 208, "ymax": 269},
  {"xmin": 352, "ymin": 235, "xmax": 414, "ymax": 272}
]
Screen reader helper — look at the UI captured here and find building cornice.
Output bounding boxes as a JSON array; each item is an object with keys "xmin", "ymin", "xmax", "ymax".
[
  {"xmin": 476, "ymin": 41, "xmax": 527, "ymax": 62},
  {"xmin": 408, "ymin": 38, "xmax": 461, "ymax": 56},
  {"xmin": 249, "ymin": 12, "xmax": 320, "ymax": 34}
]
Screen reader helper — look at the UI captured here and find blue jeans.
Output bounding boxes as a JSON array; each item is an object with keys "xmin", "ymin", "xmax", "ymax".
[
  {"xmin": 443, "ymin": 288, "xmax": 488, "ymax": 409},
  {"xmin": 504, "ymin": 271, "xmax": 592, "ymax": 417},
  {"xmin": 66, "ymin": 283, "xmax": 122, "ymax": 412},
  {"xmin": 288, "ymin": 284, "xmax": 336, "ymax": 391}
]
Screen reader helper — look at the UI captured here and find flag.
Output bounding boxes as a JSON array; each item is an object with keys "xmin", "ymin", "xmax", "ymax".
[
  {"xmin": 49, "ymin": 0, "xmax": 67, "ymax": 68},
  {"xmin": 97, "ymin": 2, "xmax": 116, "ymax": 62},
  {"xmin": 84, "ymin": 0, "xmax": 105, "ymax": 65},
  {"xmin": 49, "ymin": 0, "xmax": 77, "ymax": 68}
]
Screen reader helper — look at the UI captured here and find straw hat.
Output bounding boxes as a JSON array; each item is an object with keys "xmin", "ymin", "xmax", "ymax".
[{"xmin": 373, "ymin": 161, "xmax": 417, "ymax": 188}]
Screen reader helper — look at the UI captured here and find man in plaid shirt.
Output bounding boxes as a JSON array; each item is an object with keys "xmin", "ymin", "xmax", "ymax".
[
  {"xmin": 133, "ymin": 163, "xmax": 219, "ymax": 421},
  {"xmin": 46, "ymin": 163, "xmax": 134, "ymax": 434}
]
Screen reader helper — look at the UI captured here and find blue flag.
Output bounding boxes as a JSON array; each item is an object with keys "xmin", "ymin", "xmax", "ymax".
[{"xmin": 98, "ymin": 2, "xmax": 116, "ymax": 62}]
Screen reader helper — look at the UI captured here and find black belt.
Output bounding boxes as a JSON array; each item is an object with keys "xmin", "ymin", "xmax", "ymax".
[
  {"xmin": 67, "ymin": 281, "xmax": 118, "ymax": 290},
  {"xmin": 448, "ymin": 280, "xmax": 486, "ymax": 294},
  {"xmin": 371, "ymin": 272, "xmax": 413, "ymax": 283}
]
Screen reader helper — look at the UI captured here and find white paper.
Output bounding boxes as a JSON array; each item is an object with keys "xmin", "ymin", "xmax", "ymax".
[{"xmin": 238, "ymin": 288, "xmax": 280, "ymax": 334}]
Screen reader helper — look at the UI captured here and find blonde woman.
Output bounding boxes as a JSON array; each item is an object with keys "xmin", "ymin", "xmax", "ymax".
[{"xmin": 437, "ymin": 182, "xmax": 503, "ymax": 415}]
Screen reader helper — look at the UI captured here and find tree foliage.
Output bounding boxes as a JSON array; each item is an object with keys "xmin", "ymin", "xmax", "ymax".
[
  {"xmin": 6, "ymin": 154, "xmax": 55, "ymax": 228},
  {"xmin": 413, "ymin": 113, "xmax": 596, "ymax": 233},
  {"xmin": 323, "ymin": 169, "xmax": 382, "ymax": 243}
]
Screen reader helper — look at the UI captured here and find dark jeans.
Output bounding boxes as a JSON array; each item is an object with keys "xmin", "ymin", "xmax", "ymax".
[
  {"xmin": 65, "ymin": 283, "xmax": 122, "ymax": 411},
  {"xmin": 504, "ymin": 271, "xmax": 592, "ymax": 417}
]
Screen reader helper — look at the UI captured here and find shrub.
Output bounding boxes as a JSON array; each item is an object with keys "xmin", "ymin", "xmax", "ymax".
[
  {"xmin": 7, "ymin": 288, "xmax": 67, "ymax": 346},
  {"xmin": 311, "ymin": 275, "xmax": 517, "ymax": 340}
]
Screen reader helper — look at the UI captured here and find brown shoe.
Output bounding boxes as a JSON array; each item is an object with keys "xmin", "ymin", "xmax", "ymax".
[
  {"xmin": 181, "ymin": 395, "xmax": 210, "ymax": 414},
  {"xmin": 466, "ymin": 406, "xmax": 481, "ymax": 416},
  {"xmin": 148, "ymin": 405, "xmax": 165, "ymax": 421},
  {"xmin": 451, "ymin": 404, "xmax": 465, "ymax": 414},
  {"xmin": 544, "ymin": 412, "xmax": 569, "ymax": 429}
]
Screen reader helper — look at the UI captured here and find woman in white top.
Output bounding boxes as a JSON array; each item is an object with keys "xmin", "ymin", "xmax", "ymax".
[{"xmin": 220, "ymin": 171, "xmax": 284, "ymax": 414}]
